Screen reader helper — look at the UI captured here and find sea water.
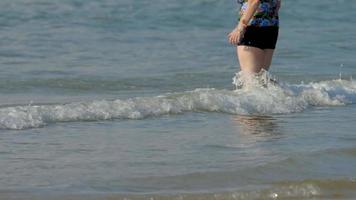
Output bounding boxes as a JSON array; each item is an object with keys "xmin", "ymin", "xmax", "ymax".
[{"xmin": 0, "ymin": 0, "xmax": 356, "ymax": 199}]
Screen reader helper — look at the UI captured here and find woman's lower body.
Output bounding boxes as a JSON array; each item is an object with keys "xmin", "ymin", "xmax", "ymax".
[{"xmin": 237, "ymin": 26, "xmax": 279, "ymax": 74}]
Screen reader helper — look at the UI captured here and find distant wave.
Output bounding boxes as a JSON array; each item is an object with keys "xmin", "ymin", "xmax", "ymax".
[{"xmin": 0, "ymin": 79, "xmax": 355, "ymax": 130}]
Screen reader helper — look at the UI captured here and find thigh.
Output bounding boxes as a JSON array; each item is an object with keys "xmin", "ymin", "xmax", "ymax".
[
  {"xmin": 237, "ymin": 45, "xmax": 265, "ymax": 74},
  {"xmin": 262, "ymin": 49, "xmax": 275, "ymax": 70}
]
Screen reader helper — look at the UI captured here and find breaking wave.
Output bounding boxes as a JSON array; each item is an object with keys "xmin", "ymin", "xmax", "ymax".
[{"xmin": 0, "ymin": 79, "xmax": 355, "ymax": 130}]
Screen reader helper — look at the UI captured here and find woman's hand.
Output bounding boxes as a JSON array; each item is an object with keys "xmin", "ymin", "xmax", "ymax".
[
  {"xmin": 228, "ymin": 23, "xmax": 246, "ymax": 45},
  {"xmin": 228, "ymin": 0, "xmax": 260, "ymax": 45}
]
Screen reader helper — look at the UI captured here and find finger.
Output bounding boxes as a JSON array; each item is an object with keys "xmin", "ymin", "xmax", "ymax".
[
  {"xmin": 231, "ymin": 37, "xmax": 235, "ymax": 45},
  {"xmin": 229, "ymin": 36, "xmax": 233, "ymax": 44},
  {"xmin": 231, "ymin": 35, "xmax": 236, "ymax": 44},
  {"xmin": 236, "ymin": 35, "xmax": 241, "ymax": 45},
  {"xmin": 230, "ymin": 35, "xmax": 236, "ymax": 45},
  {"xmin": 237, "ymin": 32, "xmax": 244, "ymax": 43},
  {"xmin": 233, "ymin": 35, "xmax": 239, "ymax": 45}
]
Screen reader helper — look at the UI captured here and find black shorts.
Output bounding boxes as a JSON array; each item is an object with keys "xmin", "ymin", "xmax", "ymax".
[{"xmin": 238, "ymin": 26, "xmax": 279, "ymax": 50}]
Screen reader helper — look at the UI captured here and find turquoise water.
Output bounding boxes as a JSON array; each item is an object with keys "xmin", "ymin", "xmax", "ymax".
[{"xmin": 1, "ymin": 0, "xmax": 356, "ymax": 199}]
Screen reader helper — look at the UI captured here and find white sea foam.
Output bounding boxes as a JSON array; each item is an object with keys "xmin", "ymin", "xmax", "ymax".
[{"xmin": 0, "ymin": 79, "xmax": 355, "ymax": 130}]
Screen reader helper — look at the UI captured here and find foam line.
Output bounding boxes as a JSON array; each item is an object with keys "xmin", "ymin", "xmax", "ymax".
[{"xmin": 1, "ymin": 79, "xmax": 355, "ymax": 130}]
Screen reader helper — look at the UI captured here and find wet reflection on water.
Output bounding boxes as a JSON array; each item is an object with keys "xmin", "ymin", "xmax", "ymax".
[{"xmin": 232, "ymin": 115, "xmax": 283, "ymax": 137}]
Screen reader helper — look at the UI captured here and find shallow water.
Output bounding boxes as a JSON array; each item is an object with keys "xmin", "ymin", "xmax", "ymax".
[{"xmin": 0, "ymin": 0, "xmax": 356, "ymax": 199}]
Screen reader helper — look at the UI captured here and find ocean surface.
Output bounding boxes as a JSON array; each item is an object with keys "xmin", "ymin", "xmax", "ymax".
[{"xmin": 1, "ymin": 0, "xmax": 356, "ymax": 199}]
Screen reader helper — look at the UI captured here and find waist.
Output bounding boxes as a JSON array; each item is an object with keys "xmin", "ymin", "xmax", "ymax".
[
  {"xmin": 248, "ymin": 17, "xmax": 279, "ymax": 27},
  {"xmin": 245, "ymin": 26, "xmax": 279, "ymax": 31}
]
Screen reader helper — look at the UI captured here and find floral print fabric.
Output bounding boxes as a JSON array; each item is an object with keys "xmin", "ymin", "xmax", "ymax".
[{"xmin": 238, "ymin": 0, "xmax": 279, "ymax": 27}]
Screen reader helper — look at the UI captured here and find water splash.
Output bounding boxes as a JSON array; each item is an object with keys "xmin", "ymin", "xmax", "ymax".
[{"xmin": 232, "ymin": 69, "xmax": 278, "ymax": 90}]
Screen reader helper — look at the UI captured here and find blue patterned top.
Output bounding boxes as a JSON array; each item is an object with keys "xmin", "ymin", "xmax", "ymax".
[{"xmin": 238, "ymin": 0, "xmax": 279, "ymax": 27}]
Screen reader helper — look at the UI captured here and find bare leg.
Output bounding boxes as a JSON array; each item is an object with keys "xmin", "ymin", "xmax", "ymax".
[
  {"xmin": 237, "ymin": 46, "xmax": 265, "ymax": 74},
  {"xmin": 237, "ymin": 46, "xmax": 275, "ymax": 72},
  {"xmin": 234, "ymin": 46, "xmax": 276, "ymax": 89},
  {"xmin": 262, "ymin": 49, "xmax": 275, "ymax": 71}
]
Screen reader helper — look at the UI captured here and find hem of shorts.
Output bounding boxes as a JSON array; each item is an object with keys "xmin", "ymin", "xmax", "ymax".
[{"xmin": 237, "ymin": 44, "xmax": 276, "ymax": 50}]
